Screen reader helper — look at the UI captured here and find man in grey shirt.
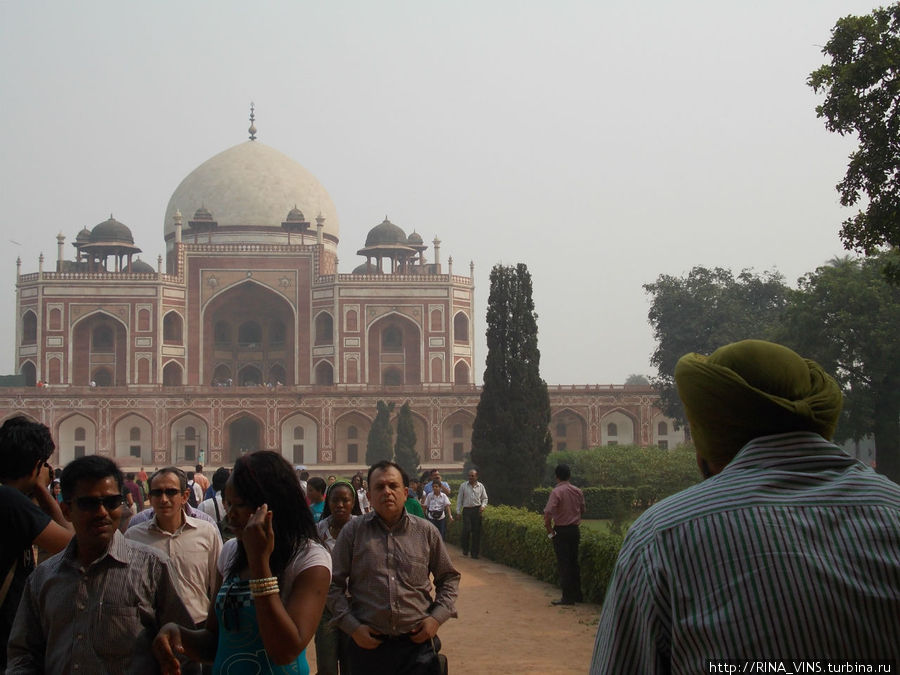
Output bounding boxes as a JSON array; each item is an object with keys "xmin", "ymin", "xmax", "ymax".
[
  {"xmin": 328, "ymin": 460, "xmax": 460, "ymax": 674},
  {"xmin": 7, "ymin": 455, "xmax": 193, "ymax": 674}
]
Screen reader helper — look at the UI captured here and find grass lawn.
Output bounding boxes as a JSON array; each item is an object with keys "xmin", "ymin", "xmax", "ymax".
[{"xmin": 581, "ymin": 511, "xmax": 643, "ymax": 535}]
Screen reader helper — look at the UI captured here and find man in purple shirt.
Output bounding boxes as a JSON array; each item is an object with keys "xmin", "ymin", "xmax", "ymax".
[{"xmin": 544, "ymin": 463, "xmax": 585, "ymax": 606}]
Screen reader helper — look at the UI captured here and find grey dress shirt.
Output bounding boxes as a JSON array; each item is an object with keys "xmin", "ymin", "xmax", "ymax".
[
  {"xmin": 327, "ymin": 510, "xmax": 460, "ymax": 637},
  {"xmin": 7, "ymin": 530, "xmax": 193, "ymax": 674}
]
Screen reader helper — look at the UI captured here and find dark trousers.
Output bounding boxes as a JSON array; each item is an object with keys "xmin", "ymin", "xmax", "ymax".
[
  {"xmin": 553, "ymin": 524, "xmax": 583, "ymax": 603},
  {"xmin": 460, "ymin": 506, "xmax": 482, "ymax": 557},
  {"xmin": 348, "ymin": 634, "xmax": 442, "ymax": 675},
  {"xmin": 428, "ymin": 515, "xmax": 447, "ymax": 540}
]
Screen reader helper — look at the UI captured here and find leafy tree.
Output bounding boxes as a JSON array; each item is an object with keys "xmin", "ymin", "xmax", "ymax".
[
  {"xmin": 644, "ymin": 266, "xmax": 790, "ymax": 425},
  {"xmin": 780, "ymin": 254, "xmax": 900, "ymax": 483},
  {"xmin": 809, "ymin": 5, "xmax": 900, "ymax": 277},
  {"xmin": 624, "ymin": 373, "xmax": 649, "ymax": 386},
  {"xmin": 393, "ymin": 401, "xmax": 420, "ymax": 479},
  {"xmin": 471, "ymin": 263, "xmax": 552, "ymax": 506},
  {"xmin": 366, "ymin": 400, "xmax": 394, "ymax": 465}
]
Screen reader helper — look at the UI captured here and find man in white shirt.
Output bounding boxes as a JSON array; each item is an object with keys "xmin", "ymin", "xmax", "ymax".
[
  {"xmin": 125, "ymin": 467, "xmax": 222, "ymax": 631},
  {"xmin": 456, "ymin": 469, "xmax": 488, "ymax": 558}
]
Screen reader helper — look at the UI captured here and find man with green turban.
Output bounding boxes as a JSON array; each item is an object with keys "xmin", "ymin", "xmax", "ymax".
[{"xmin": 591, "ymin": 340, "xmax": 900, "ymax": 673}]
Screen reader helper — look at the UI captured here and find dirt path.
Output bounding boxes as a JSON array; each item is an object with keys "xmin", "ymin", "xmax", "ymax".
[{"xmin": 309, "ymin": 542, "xmax": 602, "ymax": 674}]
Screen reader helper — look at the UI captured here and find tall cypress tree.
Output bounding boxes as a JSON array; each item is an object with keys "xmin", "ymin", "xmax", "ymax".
[
  {"xmin": 366, "ymin": 400, "xmax": 395, "ymax": 465},
  {"xmin": 471, "ymin": 263, "xmax": 552, "ymax": 506},
  {"xmin": 393, "ymin": 401, "xmax": 420, "ymax": 479}
]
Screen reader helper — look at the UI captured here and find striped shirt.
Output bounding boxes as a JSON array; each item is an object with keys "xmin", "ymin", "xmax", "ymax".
[{"xmin": 591, "ymin": 432, "xmax": 900, "ymax": 673}]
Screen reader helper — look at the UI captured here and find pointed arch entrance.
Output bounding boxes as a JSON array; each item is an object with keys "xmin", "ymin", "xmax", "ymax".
[
  {"xmin": 226, "ymin": 414, "xmax": 264, "ymax": 463},
  {"xmin": 204, "ymin": 281, "xmax": 296, "ymax": 385}
]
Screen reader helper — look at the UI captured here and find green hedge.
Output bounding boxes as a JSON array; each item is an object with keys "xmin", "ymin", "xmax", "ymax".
[{"xmin": 445, "ymin": 505, "xmax": 622, "ymax": 604}]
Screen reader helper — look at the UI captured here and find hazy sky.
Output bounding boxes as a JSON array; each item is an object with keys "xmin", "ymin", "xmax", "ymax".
[{"xmin": 0, "ymin": 0, "xmax": 880, "ymax": 385}]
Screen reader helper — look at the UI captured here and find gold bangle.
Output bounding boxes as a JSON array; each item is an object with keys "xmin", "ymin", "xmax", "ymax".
[
  {"xmin": 251, "ymin": 587, "xmax": 280, "ymax": 598},
  {"xmin": 249, "ymin": 582, "xmax": 279, "ymax": 592},
  {"xmin": 249, "ymin": 576, "xmax": 277, "ymax": 585}
]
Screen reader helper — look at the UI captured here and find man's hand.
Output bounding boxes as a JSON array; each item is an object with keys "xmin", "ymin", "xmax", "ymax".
[
  {"xmin": 351, "ymin": 624, "xmax": 384, "ymax": 649},
  {"xmin": 152, "ymin": 623, "xmax": 185, "ymax": 675},
  {"xmin": 409, "ymin": 616, "xmax": 440, "ymax": 643}
]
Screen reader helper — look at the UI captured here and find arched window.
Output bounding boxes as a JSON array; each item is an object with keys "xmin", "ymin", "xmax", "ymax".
[
  {"xmin": 238, "ymin": 321, "xmax": 262, "ymax": 346},
  {"xmin": 293, "ymin": 427, "xmax": 304, "ymax": 440},
  {"xmin": 556, "ymin": 422, "xmax": 567, "ymax": 437},
  {"xmin": 162, "ymin": 362, "xmax": 183, "ymax": 386},
  {"xmin": 345, "ymin": 309, "xmax": 358, "ymax": 332},
  {"xmin": 130, "ymin": 427, "xmax": 141, "ymax": 441},
  {"xmin": 658, "ymin": 421, "xmax": 668, "ymax": 436},
  {"xmin": 49, "ymin": 308, "xmax": 62, "ymax": 331},
  {"xmin": 92, "ymin": 367, "xmax": 112, "ymax": 386},
  {"xmin": 348, "ymin": 426, "xmax": 358, "ymax": 440},
  {"xmin": 315, "ymin": 313, "xmax": 333, "ymax": 345},
  {"xmin": 315, "ymin": 361, "xmax": 334, "ymax": 386},
  {"xmin": 22, "ymin": 311, "xmax": 37, "ymax": 345},
  {"xmin": 20, "ymin": 362, "xmax": 36, "ymax": 387},
  {"xmin": 454, "ymin": 312, "xmax": 469, "ymax": 344},
  {"xmin": 137, "ymin": 308, "xmax": 150, "ymax": 332},
  {"xmin": 452, "ymin": 424, "xmax": 463, "ymax": 438},
  {"xmin": 270, "ymin": 365, "xmax": 286, "ymax": 385},
  {"xmin": 92, "ymin": 325, "xmax": 114, "ymax": 352},
  {"xmin": 74, "ymin": 427, "xmax": 86, "ymax": 442},
  {"xmin": 215, "ymin": 321, "xmax": 231, "ymax": 346},
  {"xmin": 607, "ymin": 422, "xmax": 618, "ymax": 437},
  {"xmin": 382, "ymin": 325, "xmax": 402, "ymax": 352},
  {"xmin": 270, "ymin": 320, "xmax": 286, "ymax": 346},
  {"xmin": 163, "ymin": 312, "xmax": 183, "ymax": 344},
  {"xmin": 383, "ymin": 367, "xmax": 402, "ymax": 386}
]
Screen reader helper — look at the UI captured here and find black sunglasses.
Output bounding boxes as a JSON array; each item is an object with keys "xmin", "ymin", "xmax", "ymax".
[
  {"xmin": 148, "ymin": 488, "xmax": 182, "ymax": 499},
  {"xmin": 71, "ymin": 495, "xmax": 124, "ymax": 512}
]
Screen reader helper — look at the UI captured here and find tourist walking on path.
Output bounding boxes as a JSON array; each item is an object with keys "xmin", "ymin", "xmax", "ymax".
[
  {"xmin": 423, "ymin": 477, "xmax": 453, "ymax": 540},
  {"xmin": 315, "ymin": 480, "xmax": 362, "ymax": 675},
  {"xmin": 543, "ymin": 464, "xmax": 585, "ymax": 606},
  {"xmin": 153, "ymin": 451, "xmax": 331, "ymax": 675},
  {"xmin": 456, "ymin": 468, "xmax": 488, "ymax": 558},
  {"xmin": 328, "ymin": 460, "xmax": 459, "ymax": 674}
]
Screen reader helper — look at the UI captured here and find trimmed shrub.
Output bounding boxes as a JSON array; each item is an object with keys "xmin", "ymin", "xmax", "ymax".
[{"xmin": 446, "ymin": 505, "xmax": 622, "ymax": 603}]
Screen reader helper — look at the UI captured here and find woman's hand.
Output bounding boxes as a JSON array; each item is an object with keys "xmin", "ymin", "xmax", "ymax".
[
  {"xmin": 152, "ymin": 623, "xmax": 185, "ymax": 675},
  {"xmin": 243, "ymin": 504, "xmax": 275, "ymax": 566}
]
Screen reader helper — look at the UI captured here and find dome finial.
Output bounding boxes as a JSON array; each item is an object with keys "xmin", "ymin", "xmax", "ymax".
[{"xmin": 248, "ymin": 102, "xmax": 257, "ymax": 141}]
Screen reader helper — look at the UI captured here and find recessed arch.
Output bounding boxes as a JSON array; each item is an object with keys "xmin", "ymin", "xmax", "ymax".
[
  {"xmin": 367, "ymin": 312, "xmax": 421, "ymax": 386},
  {"xmin": 441, "ymin": 409, "xmax": 475, "ymax": 463},
  {"xmin": 22, "ymin": 310, "xmax": 37, "ymax": 345},
  {"xmin": 71, "ymin": 311, "xmax": 128, "ymax": 386},
  {"xmin": 334, "ymin": 411, "xmax": 373, "ymax": 465},
  {"xmin": 20, "ymin": 361, "xmax": 36, "ymax": 387},
  {"xmin": 600, "ymin": 409, "xmax": 637, "ymax": 446},
  {"xmin": 57, "ymin": 414, "xmax": 97, "ymax": 466},
  {"xmin": 203, "ymin": 279, "xmax": 297, "ymax": 385},
  {"xmin": 224, "ymin": 413, "xmax": 264, "ymax": 463},
  {"xmin": 314, "ymin": 312, "xmax": 333, "ymax": 345},
  {"xmin": 170, "ymin": 413, "xmax": 208, "ymax": 465},
  {"xmin": 238, "ymin": 364, "xmax": 262, "ymax": 386},
  {"xmin": 314, "ymin": 360, "xmax": 333, "ymax": 386},
  {"xmin": 280, "ymin": 413, "xmax": 319, "ymax": 466},
  {"xmin": 163, "ymin": 311, "xmax": 184, "ymax": 344},
  {"xmin": 550, "ymin": 408, "xmax": 588, "ymax": 452},
  {"xmin": 162, "ymin": 361, "xmax": 184, "ymax": 386},
  {"xmin": 113, "ymin": 413, "xmax": 153, "ymax": 464},
  {"xmin": 453, "ymin": 311, "xmax": 469, "ymax": 344},
  {"xmin": 453, "ymin": 359, "xmax": 470, "ymax": 385}
]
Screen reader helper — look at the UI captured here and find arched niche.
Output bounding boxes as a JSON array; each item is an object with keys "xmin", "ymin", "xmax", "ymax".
[
  {"xmin": 203, "ymin": 280, "xmax": 296, "ymax": 385},
  {"xmin": 334, "ymin": 412, "xmax": 372, "ymax": 465},
  {"xmin": 550, "ymin": 408, "xmax": 588, "ymax": 452},
  {"xmin": 58, "ymin": 414, "xmax": 97, "ymax": 466},
  {"xmin": 225, "ymin": 414, "xmax": 263, "ymax": 463},
  {"xmin": 280, "ymin": 413, "xmax": 318, "ymax": 466},
  {"xmin": 441, "ymin": 410, "xmax": 475, "ymax": 463},
  {"xmin": 113, "ymin": 413, "xmax": 153, "ymax": 465},
  {"xmin": 170, "ymin": 414, "xmax": 208, "ymax": 465},
  {"xmin": 600, "ymin": 410, "xmax": 636, "ymax": 446},
  {"xmin": 71, "ymin": 312, "xmax": 128, "ymax": 386},
  {"xmin": 367, "ymin": 313, "xmax": 421, "ymax": 385}
]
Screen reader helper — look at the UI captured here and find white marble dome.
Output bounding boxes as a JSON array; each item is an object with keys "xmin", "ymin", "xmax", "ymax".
[{"xmin": 164, "ymin": 141, "xmax": 339, "ymax": 242}]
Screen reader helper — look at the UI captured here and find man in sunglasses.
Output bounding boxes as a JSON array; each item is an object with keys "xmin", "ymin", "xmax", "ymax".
[
  {"xmin": 0, "ymin": 416, "xmax": 73, "ymax": 672},
  {"xmin": 125, "ymin": 467, "xmax": 222, "ymax": 631},
  {"xmin": 7, "ymin": 455, "xmax": 193, "ymax": 674}
]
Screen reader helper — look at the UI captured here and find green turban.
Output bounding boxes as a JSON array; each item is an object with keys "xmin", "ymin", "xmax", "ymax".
[{"xmin": 674, "ymin": 339, "xmax": 843, "ymax": 465}]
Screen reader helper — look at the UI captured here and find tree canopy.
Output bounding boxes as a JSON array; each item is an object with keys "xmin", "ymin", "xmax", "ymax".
[
  {"xmin": 366, "ymin": 400, "xmax": 394, "ymax": 466},
  {"xmin": 643, "ymin": 266, "xmax": 790, "ymax": 425},
  {"xmin": 781, "ymin": 254, "xmax": 900, "ymax": 482},
  {"xmin": 809, "ymin": 4, "xmax": 900, "ymax": 275},
  {"xmin": 471, "ymin": 263, "xmax": 552, "ymax": 506},
  {"xmin": 393, "ymin": 401, "xmax": 420, "ymax": 479}
]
